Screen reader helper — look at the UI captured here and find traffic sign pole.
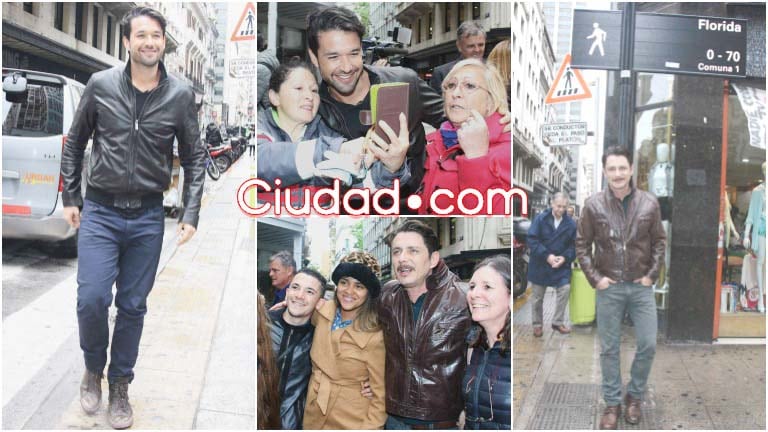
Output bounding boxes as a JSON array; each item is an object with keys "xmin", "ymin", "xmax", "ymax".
[{"xmin": 618, "ymin": 2, "xmax": 636, "ymax": 154}]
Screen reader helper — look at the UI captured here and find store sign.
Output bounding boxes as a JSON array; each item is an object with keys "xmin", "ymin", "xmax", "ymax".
[
  {"xmin": 571, "ymin": 10, "xmax": 623, "ymax": 70},
  {"xmin": 634, "ymin": 13, "xmax": 747, "ymax": 78},
  {"xmin": 541, "ymin": 122, "xmax": 588, "ymax": 146},
  {"xmin": 229, "ymin": 58, "xmax": 255, "ymax": 78},
  {"xmin": 732, "ymin": 84, "xmax": 766, "ymax": 150}
]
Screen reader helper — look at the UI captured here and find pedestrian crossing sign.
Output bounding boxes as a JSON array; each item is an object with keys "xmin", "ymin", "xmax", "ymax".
[
  {"xmin": 545, "ymin": 54, "xmax": 592, "ymax": 104},
  {"xmin": 231, "ymin": 2, "xmax": 256, "ymax": 42}
]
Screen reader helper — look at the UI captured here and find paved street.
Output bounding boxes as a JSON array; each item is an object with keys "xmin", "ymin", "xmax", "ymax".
[
  {"xmin": 513, "ymin": 288, "xmax": 766, "ymax": 430},
  {"xmin": 2, "ymin": 156, "xmax": 255, "ymax": 429}
]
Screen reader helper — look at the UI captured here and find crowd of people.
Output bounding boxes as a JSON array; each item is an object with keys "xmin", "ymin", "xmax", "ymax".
[
  {"xmin": 256, "ymin": 7, "xmax": 512, "ymax": 214},
  {"xmin": 257, "ymin": 220, "xmax": 511, "ymax": 429}
]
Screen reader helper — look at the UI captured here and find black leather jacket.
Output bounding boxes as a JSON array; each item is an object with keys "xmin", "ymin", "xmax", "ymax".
[
  {"xmin": 61, "ymin": 62, "xmax": 205, "ymax": 227},
  {"xmin": 268, "ymin": 309, "xmax": 314, "ymax": 430},
  {"xmin": 377, "ymin": 260, "xmax": 472, "ymax": 421},
  {"xmin": 463, "ymin": 328, "xmax": 511, "ymax": 430},
  {"xmin": 317, "ymin": 65, "xmax": 443, "ymax": 196}
]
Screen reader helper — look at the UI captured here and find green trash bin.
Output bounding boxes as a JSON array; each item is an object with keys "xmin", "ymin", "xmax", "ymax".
[{"xmin": 569, "ymin": 267, "xmax": 596, "ymax": 325}]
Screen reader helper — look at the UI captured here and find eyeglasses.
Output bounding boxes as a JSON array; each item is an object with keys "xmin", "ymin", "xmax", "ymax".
[
  {"xmin": 464, "ymin": 375, "xmax": 494, "ymax": 423},
  {"xmin": 441, "ymin": 78, "xmax": 491, "ymax": 95}
]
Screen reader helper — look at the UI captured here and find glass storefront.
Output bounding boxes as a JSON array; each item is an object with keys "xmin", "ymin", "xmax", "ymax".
[
  {"xmin": 717, "ymin": 80, "xmax": 766, "ymax": 338},
  {"xmin": 633, "ymin": 73, "xmax": 675, "ymax": 311}
]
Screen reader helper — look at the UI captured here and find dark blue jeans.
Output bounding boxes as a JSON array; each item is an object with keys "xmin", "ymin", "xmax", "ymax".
[{"xmin": 76, "ymin": 199, "xmax": 164, "ymax": 384}]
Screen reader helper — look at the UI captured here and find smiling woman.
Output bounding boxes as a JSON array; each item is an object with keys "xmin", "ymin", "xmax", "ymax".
[{"xmin": 302, "ymin": 251, "xmax": 387, "ymax": 429}]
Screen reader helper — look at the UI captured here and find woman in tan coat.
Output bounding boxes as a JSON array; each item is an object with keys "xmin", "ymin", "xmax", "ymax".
[{"xmin": 303, "ymin": 252, "xmax": 387, "ymax": 429}]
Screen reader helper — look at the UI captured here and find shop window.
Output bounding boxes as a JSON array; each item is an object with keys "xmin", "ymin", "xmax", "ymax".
[{"xmin": 718, "ymin": 81, "xmax": 767, "ymax": 336}]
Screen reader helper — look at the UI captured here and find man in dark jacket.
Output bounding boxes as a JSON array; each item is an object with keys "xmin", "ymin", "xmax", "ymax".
[
  {"xmin": 576, "ymin": 146, "xmax": 666, "ymax": 430},
  {"xmin": 429, "ymin": 21, "xmax": 486, "ymax": 93},
  {"xmin": 269, "ymin": 268, "xmax": 327, "ymax": 429},
  {"xmin": 306, "ymin": 6, "xmax": 443, "ymax": 200},
  {"xmin": 60, "ymin": 7, "xmax": 205, "ymax": 429},
  {"xmin": 378, "ymin": 220, "xmax": 472, "ymax": 429},
  {"xmin": 528, "ymin": 192, "xmax": 577, "ymax": 337}
]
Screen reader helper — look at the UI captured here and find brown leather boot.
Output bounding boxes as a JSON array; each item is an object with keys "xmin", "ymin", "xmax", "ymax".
[
  {"xmin": 624, "ymin": 393, "xmax": 642, "ymax": 424},
  {"xmin": 599, "ymin": 405, "xmax": 621, "ymax": 429},
  {"xmin": 108, "ymin": 379, "xmax": 134, "ymax": 429},
  {"xmin": 79, "ymin": 369, "xmax": 103, "ymax": 414}
]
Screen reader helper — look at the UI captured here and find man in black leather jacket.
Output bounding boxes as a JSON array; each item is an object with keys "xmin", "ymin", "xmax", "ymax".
[
  {"xmin": 60, "ymin": 6, "xmax": 205, "ymax": 429},
  {"xmin": 268, "ymin": 268, "xmax": 326, "ymax": 429},
  {"xmin": 306, "ymin": 7, "xmax": 444, "ymax": 201}
]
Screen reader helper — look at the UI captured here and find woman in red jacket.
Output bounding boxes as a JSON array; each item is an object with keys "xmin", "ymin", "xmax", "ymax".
[{"xmin": 418, "ymin": 58, "xmax": 511, "ymax": 215}]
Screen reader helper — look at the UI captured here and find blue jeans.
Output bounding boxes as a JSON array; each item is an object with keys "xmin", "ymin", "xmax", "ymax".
[
  {"xmin": 385, "ymin": 416, "xmax": 458, "ymax": 430},
  {"xmin": 596, "ymin": 282, "xmax": 657, "ymax": 406},
  {"xmin": 76, "ymin": 199, "xmax": 164, "ymax": 383}
]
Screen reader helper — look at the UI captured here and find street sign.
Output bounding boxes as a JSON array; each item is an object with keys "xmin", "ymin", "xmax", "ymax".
[
  {"xmin": 634, "ymin": 13, "xmax": 747, "ymax": 78},
  {"xmin": 545, "ymin": 54, "xmax": 593, "ymax": 104},
  {"xmin": 571, "ymin": 10, "xmax": 623, "ymax": 70},
  {"xmin": 230, "ymin": 57, "xmax": 255, "ymax": 78},
  {"xmin": 541, "ymin": 122, "xmax": 588, "ymax": 146},
  {"xmin": 231, "ymin": 2, "xmax": 256, "ymax": 42}
]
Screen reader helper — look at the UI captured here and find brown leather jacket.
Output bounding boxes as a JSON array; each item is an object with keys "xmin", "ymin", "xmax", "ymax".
[
  {"xmin": 377, "ymin": 260, "xmax": 471, "ymax": 421},
  {"xmin": 576, "ymin": 187, "xmax": 666, "ymax": 287}
]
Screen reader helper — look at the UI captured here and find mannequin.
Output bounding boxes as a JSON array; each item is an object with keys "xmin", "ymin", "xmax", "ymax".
[
  {"xmin": 743, "ymin": 162, "xmax": 766, "ymax": 313},
  {"xmin": 649, "ymin": 143, "xmax": 674, "ymax": 198}
]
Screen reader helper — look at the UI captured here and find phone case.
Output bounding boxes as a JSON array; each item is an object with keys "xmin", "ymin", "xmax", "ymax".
[{"xmin": 370, "ymin": 82, "xmax": 409, "ymax": 145}]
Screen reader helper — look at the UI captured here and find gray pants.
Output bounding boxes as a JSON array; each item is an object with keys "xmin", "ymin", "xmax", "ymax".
[
  {"xmin": 530, "ymin": 282, "xmax": 571, "ymax": 327},
  {"xmin": 597, "ymin": 282, "xmax": 657, "ymax": 406}
]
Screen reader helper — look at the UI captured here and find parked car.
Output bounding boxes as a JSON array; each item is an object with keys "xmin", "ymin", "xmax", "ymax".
[{"xmin": 2, "ymin": 68, "xmax": 89, "ymax": 257}]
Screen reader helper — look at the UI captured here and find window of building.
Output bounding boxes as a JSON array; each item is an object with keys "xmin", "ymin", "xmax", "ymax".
[
  {"xmin": 472, "ymin": 3, "xmax": 481, "ymax": 20},
  {"xmin": 444, "ymin": 6, "xmax": 451, "ymax": 33},
  {"xmin": 23, "ymin": 3, "xmax": 33, "ymax": 14},
  {"xmin": 92, "ymin": 6, "xmax": 100, "ymax": 48},
  {"xmin": 118, "ymin": 24, "xmax": 125, "ymax": 60},
  {"xmin": 458, "ymin": 4, "xmax": 465, "ymax": 22},
  {"xmin": 75, "ymin": 3, "xmax": 85, "ymax": 42},
  {"xmin": 54, "ymin": 3, "xmax": 64, "ymax": 31},
  {"xmin": 449, "ymin": 218, "xmax": 457, "ymax": 245},
  {"xmin": 428, "ymin": 13, "xmax": 433, "ymax": 40},
  {"xmin": 106, "ymin": 15, "xmax": 114, "ymax": 55}
]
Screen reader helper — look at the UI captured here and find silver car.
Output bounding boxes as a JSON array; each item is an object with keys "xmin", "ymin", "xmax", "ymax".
[{"xmin": 2, "ymin": 68, "xmax": 88, "ymax": 257}]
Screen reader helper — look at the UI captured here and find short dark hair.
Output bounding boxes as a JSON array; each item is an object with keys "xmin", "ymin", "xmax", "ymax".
[
  {"xmin": 268, "ymin": 58, "xmax": 315, "ymax": 94},
  {"xmin": 121, "ymin": 6, "xmax": 167, "ymax": 39},
  {"xmin": 386, "ymin": 220, "xmax": 440, "ymax": 255},
  {"xmin": 602, "ymin": 145, "xmax": 633, "ymax": 167},
  {"xmin": 269, "ymin": 251, "xmax": 296, "ymax": 272},
  {"xmin": 306, "ymin": 6, "xmax": 365, "ymax": 56},
  {"xmin": 295, "ymin": 268, "xmax": 328, "ymax": 297}
]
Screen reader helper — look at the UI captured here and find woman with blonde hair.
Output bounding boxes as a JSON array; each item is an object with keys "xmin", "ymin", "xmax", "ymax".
[
  {"xmin": 303, "ymin": 251, "xmax": 386, "ymax": 429},
  {"xmin": 487, "ymin": 39, "xmax": 511, "ymax": 107},
  {"xmin": 418, "ymin": 58, "xmax": 512, "ymax": 215}
]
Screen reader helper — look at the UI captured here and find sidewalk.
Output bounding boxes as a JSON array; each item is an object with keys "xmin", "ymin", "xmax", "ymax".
[
  {"xmin": 53, "ymin": 156, "xmax": 255, "ymax": 429},
  {"xmin": 513, "ymin": 288, "xmax": 766, "ymax": 430}
]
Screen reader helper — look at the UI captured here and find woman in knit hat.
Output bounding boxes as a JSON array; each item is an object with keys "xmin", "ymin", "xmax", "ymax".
[{"xmin": 303, "ymin": 251, "xmax": 387, "ymax": 429}]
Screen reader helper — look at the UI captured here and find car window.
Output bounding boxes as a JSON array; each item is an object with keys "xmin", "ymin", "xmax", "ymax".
[
  {"xmin": 70, "ymin": 84, "xmax": 83, "ymax": 112},
  {"xmin": 2, "ymin": 82, "xmax": 64, "ymax": 137}
]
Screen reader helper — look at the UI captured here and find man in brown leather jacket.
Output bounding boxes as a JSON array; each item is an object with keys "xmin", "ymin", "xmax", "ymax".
[
  {"xmin": 576, "ymin": 146, "xmax": 666, "ymax": 430},
  {"xmin": 378, "ymin": 220, "xmax": 471, "ymax": 429}
]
